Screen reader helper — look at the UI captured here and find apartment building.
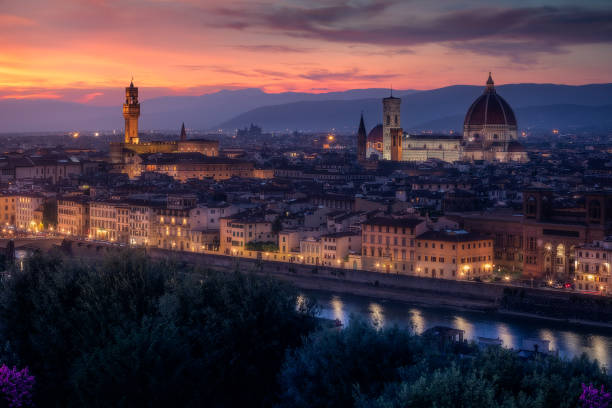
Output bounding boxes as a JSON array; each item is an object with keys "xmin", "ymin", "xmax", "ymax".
[
  {"xmin": 15, "ymin": 194, "xmax": 46, "ymax": 232},
  {"xmin": 0, "ymin": 194, "xmax": 16, "ymax": 226},
  {"xmin": 152, "ymin": 206, "xmax": 193, "ymax": 251},
  {"xmin": 415, "ymin": 230, "xmax": 494, "ymax": 280},
  {"xmin": 361, "ymin": 217, "xmax": 427, "ymax": 274},
  {"xmin": 321, "ymin": 231, "xmax": 361, "ymax": 267},
  {"xmin": 57, "ymin": 196, "xmax": 90, "ymax": 237},
  {"xmin": 299, "ymin": 236, "xmax": 322, "ymax": 265},
  {"xmin": 220, "ymin": 213, "xmax": 274, "ymax": 255},
  {"xmin": 90, "ymin": 201, "xmax": 118, "ymax": 241},
  {"xmin": 574, "ymin": 239, "xmax": 611, "ymax": 295},
  {"xmin": 128, "ymin": 203, "xmax": 154, "ymax": 247},
  {"xmin": 189, "ymin": 203, "xmax": 239, "ymax": 231}
]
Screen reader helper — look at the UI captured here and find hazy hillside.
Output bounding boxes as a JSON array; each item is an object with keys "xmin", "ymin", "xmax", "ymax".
[
  {"xmin": 218, "ymin": 83, "xmax": 612, "ymax": 132},
  {"xmin": 0, "ymin": 88, "xmax": 415, "ymax": 133},
  {"xmin": 2, "ymin": 84, "xmax": 612, "ymax": 133},
  {"xmin": 415, "ymin": 104, "xmax": 612, "ymax": 131}
]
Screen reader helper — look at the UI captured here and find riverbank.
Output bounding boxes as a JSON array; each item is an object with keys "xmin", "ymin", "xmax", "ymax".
[
  {"xmin": 31, "ymin": 239, "xmax": 612, "ymax": 329},
  {"xmin": 498, "ymin": 310, "xmax": 612, "ymax": 330}
]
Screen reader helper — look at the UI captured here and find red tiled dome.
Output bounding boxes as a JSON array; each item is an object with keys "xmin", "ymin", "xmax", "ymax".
[
  {"xmin": 367, "ymin": 124, "xmax": 383, "ymax": 143},
  {"xmin": 464, "ymin": 74, "xmax": 517, "ymax": 127}
]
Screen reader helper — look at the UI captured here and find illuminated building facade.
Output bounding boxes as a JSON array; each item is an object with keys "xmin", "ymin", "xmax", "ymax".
[
  {"xmin": 459, "ymin": 188, "xmax": 612, "ymax": 280},
  {"xmin": 0, "ymin": 194, "xmax": 16, "ymax": 227},
  {"xmin": 220, "ymin": 214, "xmax": 274, "ymax": 256},
  {"xmin": 15, "ymin": 194, "xmax": 45, "ymax": 232},
  {"xmin": 90, "ymin": 202, "xmax": 118, "ymax": 242},
  {"xmin": 574, "ymin": 239, "xmax": 611, "ymax": 295},
  {"xmin": 57, "ymin": 197, "xmax": 90, "ymax": 237},
  {"xmin": 415, "ymin": 231, "xmax": 493, "ymax": 280},
  {"xmin": 361, "ymin": 217, "xmax": 427, "ymax": 274}
]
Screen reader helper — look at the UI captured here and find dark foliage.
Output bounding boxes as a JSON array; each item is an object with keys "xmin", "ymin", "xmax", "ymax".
[
  {"xmin": 279, "ymin": 320, "xmax": 612, "ymax": 408},
  {"xmin": 0, "ymin": 251, "xmax": 316, "ymax": 407}
]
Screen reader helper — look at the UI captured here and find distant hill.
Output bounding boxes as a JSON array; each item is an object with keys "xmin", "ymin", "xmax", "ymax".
[
  {"xmin": 415, "ymin": 104, "xmax": 612, "ymax": 131},
  {"xmin": 218, "ymin": 83, "xmax": 612, "ymax": 132},
  {"xmin": 2, "ymin": 84, "xmax": 612, "ymax": 133},
  {"xmin": 0, "ymin": 88, "xmax": 416, "ymax": 133}
]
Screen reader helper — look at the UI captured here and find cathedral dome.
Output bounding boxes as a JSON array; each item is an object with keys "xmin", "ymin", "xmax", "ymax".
[
  {"xmin": 464, "ymin": 73, "xmax": 517, "ymax": 128},
  {"xmin": 367, "ymin": 124, "xmax": 383, "ymax": 144}
]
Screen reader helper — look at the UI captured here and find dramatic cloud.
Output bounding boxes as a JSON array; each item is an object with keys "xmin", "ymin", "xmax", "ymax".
[
  {"xmin": 232, "ymin": 45, "xmax": 313, "ymax": 53},
  {"xmin": 213, "ymin": 4, "xmax": 612, "ymax": 58},
  {"xmin": 1, "ymin": 0, "xmax": 611, "ymax": 101}
]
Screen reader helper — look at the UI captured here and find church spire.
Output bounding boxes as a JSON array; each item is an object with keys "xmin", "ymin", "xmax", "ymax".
[
  {"xmin": 357, "ymin": 112, "xmax": 367, "ymax": 163},
  {"xmin": 358, "ymin": 112, "xmax": 366, "ymax": 134},
  {"xmin": 180, "ymin": 122, "xmax": 186, "ymax": 141}
]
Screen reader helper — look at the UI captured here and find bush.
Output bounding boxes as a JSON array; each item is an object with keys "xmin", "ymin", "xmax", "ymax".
[{"xmin": 0, "ymin": 251, "xmax": 316, "ymax": 407}]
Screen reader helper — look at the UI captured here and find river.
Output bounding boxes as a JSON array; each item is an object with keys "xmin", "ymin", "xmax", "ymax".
[{"xmin": 302, "ymin": 290, "xmax": 612, "ymax": 369}]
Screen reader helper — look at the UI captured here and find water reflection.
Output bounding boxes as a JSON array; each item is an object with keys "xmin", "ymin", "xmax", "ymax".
[
  {"xmin": 409, "ymin": 308, "xmax": 425, "ymax": 334},
  {"xmin": 496, "ymin": 323, "xmax": 516, "ymax": 349},
  {"xmin": 295, "ymin": 294, "xmax": 306, "ymax": 312},
  {"xmin": 539, "ymin": 329, "xmax": 557, "ymax": 353},
  {"xmin": 561, "ymin": 331, "xmax": 581, "ymax": 358},
  {"xmin": 304, "ymin": 291, "xmax": 612, "ymax": 369},
  {"xmin": 591, "ymin": 336, "xmax": 608, "ymax": 367},
  {"xmin": 331, "ymin": 296, "xmax": 345, "ymax": 323},
  {"xmin": 369, "ymin": 302, "xmax": 384, "ymax": 329},
  {"xmin": 454, "ymin": 316, "xmax": 474, "ymax": 340}
]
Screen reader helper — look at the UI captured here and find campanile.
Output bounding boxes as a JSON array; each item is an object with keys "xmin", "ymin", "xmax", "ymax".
[{"xmin": 123, "ymin": 80, "xmax": 140, "ymax": 144}]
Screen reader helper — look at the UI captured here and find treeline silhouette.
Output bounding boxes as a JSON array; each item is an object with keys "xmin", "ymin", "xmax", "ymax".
[{"xmin": 0, "ymin": 251, "xmax": 609, "ymax": 407}]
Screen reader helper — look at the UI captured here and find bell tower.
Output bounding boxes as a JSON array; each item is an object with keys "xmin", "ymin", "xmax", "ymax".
[
  {"xmin": 123, "ymin": 80, "xmax": 140, "ymax": 144},
  {"xmin": 382, "ymin": 89, "xmax": 401, "ymax": 160}
]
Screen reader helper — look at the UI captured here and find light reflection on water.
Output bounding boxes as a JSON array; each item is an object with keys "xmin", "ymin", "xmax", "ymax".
[{"xmin": 301, "ymin": 291, "xmax": 612, "ymax": 368}]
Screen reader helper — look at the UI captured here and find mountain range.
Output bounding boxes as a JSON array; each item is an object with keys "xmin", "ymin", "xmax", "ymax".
[{"xmin": 1, "ymin": 84, "xmax": 611, "ymax": 133}]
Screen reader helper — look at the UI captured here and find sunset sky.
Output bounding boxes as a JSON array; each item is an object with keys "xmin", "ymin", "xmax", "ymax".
[{"xmin": 2, "ymin": 0, "xmax": 612, "ymax": 105}]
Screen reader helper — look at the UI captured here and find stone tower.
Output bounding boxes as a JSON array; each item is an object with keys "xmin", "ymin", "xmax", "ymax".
[
  {"xmin": 123, "ymin": 80, "xmax": 140, "ymax": 144},
  {"xmin": 357, "ymin": 113, "xmax": 367, "ymax": 163},
  {"xmin": 382, "ymin": 91, "xmax": 401, "ymax": 160},
  {"xmin": 180, "ymin": 122, "xmax": 187, "ymax": 141},
  {"xmin": 390, "ymin": 128, "xmax": 403, "ymax": 162}
]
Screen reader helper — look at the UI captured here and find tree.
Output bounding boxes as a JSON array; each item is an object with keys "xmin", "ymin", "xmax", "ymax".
[{"xmin": 0, "ymin": 251, "xmax": 316, "ymax": 407}]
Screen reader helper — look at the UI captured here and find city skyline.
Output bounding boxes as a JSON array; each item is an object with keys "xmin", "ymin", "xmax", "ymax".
[{"xmin": 2, "ymin": 0, "xmax": 612, "ymax": 105}]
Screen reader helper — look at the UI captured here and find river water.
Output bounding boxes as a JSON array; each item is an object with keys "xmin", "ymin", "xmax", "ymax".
[{"xmin": 302, "ymin": 290, "xmax": 612, "ymax": 369}]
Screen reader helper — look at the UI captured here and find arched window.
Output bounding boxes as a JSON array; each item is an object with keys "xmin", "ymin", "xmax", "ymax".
[
  {"xmin": 394, "ymin": 115, "xmax": 398, "ymax": 125},
  {"xmin": 386, "ymin": 115, "xmax": 390, "ymax": 125}
]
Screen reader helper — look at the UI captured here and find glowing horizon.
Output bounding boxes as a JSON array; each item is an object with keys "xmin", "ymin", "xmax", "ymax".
[{"xmin": 2, "ymin": 0, "xmax": 612, "ymax": 105}]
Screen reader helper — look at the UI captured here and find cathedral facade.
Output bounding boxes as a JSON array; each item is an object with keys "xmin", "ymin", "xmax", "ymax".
[{"xmin": 370, "ymin": 74, "xmax": 528, "ymax": 164}]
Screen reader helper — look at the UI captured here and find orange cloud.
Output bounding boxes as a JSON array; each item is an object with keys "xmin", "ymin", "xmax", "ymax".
[
  {"xmin": 0, "ymin": 93, "xmax": 62, "ymax": 100},
  {"xmin": 78, "ymin": 92, "xmax": 104, "ymax": 103}
]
